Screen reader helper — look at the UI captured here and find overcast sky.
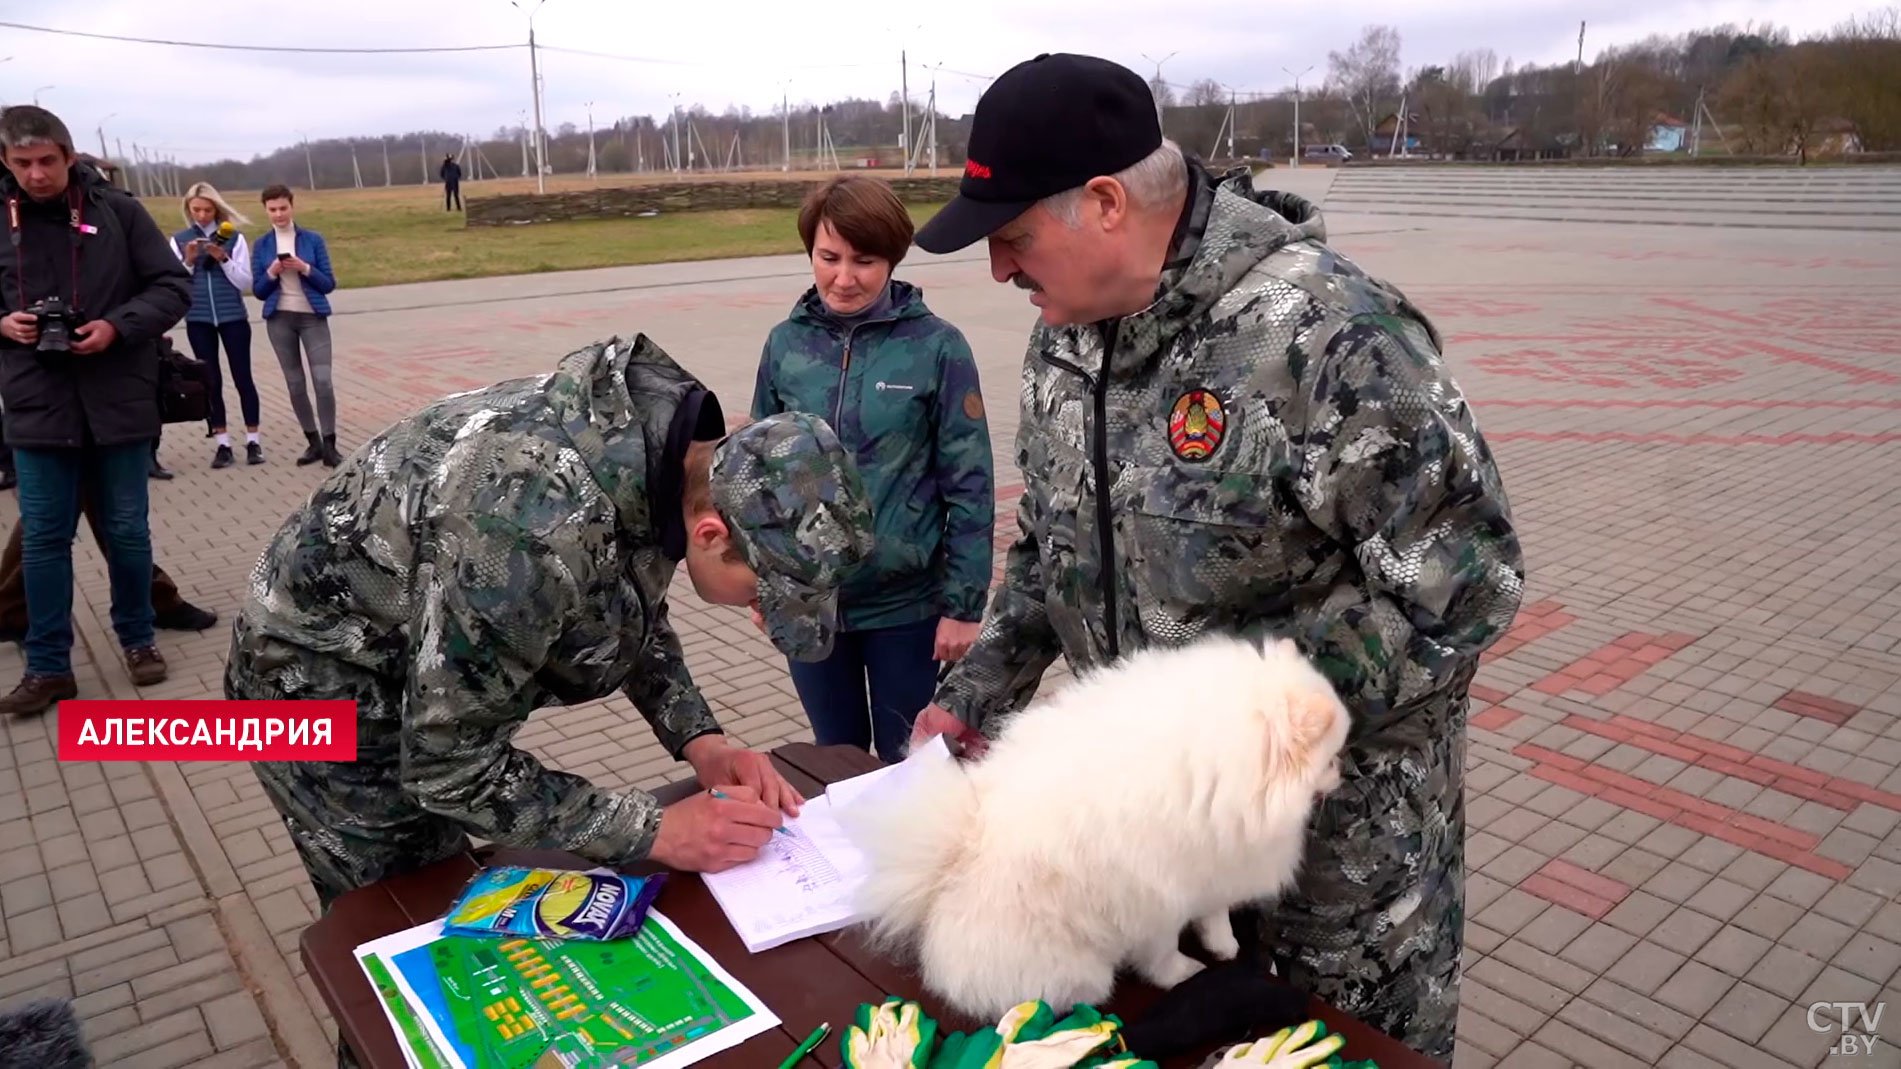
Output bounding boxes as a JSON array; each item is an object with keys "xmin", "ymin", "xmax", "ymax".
[{"xmin": 1, "ymin": 0, "xmax": 1881, "ymax": 164}]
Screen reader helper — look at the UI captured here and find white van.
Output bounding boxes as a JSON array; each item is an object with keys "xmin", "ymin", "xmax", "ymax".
[{"xmin": 1302, "ymin": 144, "xmax": 1354, "ymax": 163}]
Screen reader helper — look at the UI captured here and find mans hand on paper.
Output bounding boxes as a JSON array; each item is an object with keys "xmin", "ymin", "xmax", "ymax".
[
  {"xmin": 683, "ymin": 734, "xmax": 804, "ymax": 814},
  {"xmin": 649, "ymin": 786, "xmax": 783, "ymax": 872},
  {"xmin": 907, "ymin": 704, "xmax": 989, "ymax": 761}
]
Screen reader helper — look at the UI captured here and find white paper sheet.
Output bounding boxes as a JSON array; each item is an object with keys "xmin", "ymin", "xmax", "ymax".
[{"xmin": 701, "ymin": 736, "xmax": 952, "ymax": 952}]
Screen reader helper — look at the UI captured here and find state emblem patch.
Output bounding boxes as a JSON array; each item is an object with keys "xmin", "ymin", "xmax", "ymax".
[{"xmin": 1167, "ymin": 388, "xmax": 1226, "ymax": 462}]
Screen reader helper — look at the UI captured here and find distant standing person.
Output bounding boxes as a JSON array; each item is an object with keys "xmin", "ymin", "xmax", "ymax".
[
  {"xmin": 170, "ymin": 181, "xmax": 264, "ymax": 468},
  {"xmin": 440, "ymin": 154, "xmax": 462, "ymax": 211},
  {"xmin": 749, "ymin": 175, "xmax": 995, "ymax": 762},
  {"xmin": 251, "ymin": 184, "xmax": 342, "ymax": 467}
]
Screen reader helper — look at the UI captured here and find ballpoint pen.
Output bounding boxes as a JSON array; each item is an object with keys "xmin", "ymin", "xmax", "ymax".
[
  {"xmin": 778, "ymin": 1022, "xmax": 829, "ymax": 1069},
  {"xmin": 710, "ymin": 788, "xmax": 791, "ymax": 835}
]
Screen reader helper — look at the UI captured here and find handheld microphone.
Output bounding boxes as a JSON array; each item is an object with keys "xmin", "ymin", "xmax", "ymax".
[{"xmin": 210, "ymin": 221, "xmax": 236, "ymax": 247}]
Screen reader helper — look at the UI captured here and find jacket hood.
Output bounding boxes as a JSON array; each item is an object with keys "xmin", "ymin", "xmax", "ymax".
[
  {"xmin": 542, "ymin": 333, "xmax": 704, "ymax": 527},
  {"xmin": 1104, "ymin": 160, "xmax": 1328, "ymax": 379},
  {"xmin": 788, "ymin": 277, "xmax": 935, "ymax": 330}
]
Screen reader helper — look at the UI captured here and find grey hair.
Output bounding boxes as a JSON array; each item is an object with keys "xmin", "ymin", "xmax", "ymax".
[
  {"xmin": 1038, "ymin": 139, "xmax": 1187, "ymax": 227},
  {"xmin": 181, "ymin": 182, "xmax": 252, "ymax": 228},
  {"xmin": 0, "ymin": 105, "xmax": 74, "ymax": 156}
]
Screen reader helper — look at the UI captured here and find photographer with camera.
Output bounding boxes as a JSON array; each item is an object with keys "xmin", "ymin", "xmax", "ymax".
[{"xmin": 0, "ymin": 105, "xmax": 191, "ymax": 716}]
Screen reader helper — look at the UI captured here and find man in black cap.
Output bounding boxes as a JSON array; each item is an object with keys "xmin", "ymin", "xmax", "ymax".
[{"xmin": 907, "ymin": 53, "xmax": 1524, "ymax": 1063}]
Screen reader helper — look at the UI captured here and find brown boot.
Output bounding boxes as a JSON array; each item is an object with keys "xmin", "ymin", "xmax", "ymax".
[
  {"xmin": 0, "ymin": 672, "xmax": 79, "ymax": 717},
  {"xmin": 125, "ymin": 645, "xmax": 168, "ymax": 687}
]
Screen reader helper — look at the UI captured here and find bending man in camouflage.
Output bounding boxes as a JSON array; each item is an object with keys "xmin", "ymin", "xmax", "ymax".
[
  {"xmin": 906, "ymin": 55, "xmax": 1525, "ymax": 1064},
  {"xmin": 227, "ymin": 334, "xmax": 875, "ymax": 916}
]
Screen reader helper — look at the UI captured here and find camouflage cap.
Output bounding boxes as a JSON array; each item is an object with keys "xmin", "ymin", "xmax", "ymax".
[{"xmin": 711, "ymin": 411, "xmax": 875, "ymax": 662}]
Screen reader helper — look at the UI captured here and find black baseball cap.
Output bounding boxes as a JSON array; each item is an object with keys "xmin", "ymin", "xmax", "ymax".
[{"xmin": 914, "ymin": 53, "xmax": 1163, "ymax": 254}]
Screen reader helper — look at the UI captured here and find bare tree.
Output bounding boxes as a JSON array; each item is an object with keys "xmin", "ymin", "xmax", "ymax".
[
  {"xmin": 1449, "ymin": 49, "xmax": 1500, "ymax": 94},
  {"xmin": 1188, "ymin": 79, "xmax": 1227, "ymax": 108},
  {"xmin": 1717, "ymin": 45, "xmax": 1831, "ymax": 159},
  {"xmin": 1824, "ymin": 5, "xmax": 1901, "ymax": 150},
  {"xmin": 1328, "ymin": 24, "xmax": 1403, "ymax": 151}
]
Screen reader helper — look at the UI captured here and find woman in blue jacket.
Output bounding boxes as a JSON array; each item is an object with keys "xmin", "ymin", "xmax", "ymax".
[
  {"xmin": 251, "ymin": 183, "xmax": 341, "ymax": 467},
  {"xmin": 750, "ymin": 176, "xmax": 995, "ymax": 762}
]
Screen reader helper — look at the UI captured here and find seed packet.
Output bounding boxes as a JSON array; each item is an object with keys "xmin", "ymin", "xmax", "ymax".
[{"xmin": 441, "ymin": 866, "xmax": 666, "ymax": 942}]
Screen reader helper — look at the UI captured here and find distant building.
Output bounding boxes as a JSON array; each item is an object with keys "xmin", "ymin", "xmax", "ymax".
[{"xmin": 1647, "ymin": 113, "xmax": 1689, "ymax": 154}]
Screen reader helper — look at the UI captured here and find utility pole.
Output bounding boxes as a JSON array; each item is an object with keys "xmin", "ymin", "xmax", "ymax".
[
  {"xmin": 382, "ymin": 136, "xmax": 391, "ymax": 185},
  {"xmin": 1141, "ymin": 52, "xmax": 1177, "ymax": 133},
  {"xmin": 901, "ymin": 50, "xmax": 911, "ymax": 174},
  {"xmin": 585, "ymin": 101, "xmax": 597, "ymax": 178},
  {"xmin": 781, "ymin": 82, "xmax": 792, "ymax": 172},
  {"xmin": 300, "ymin": 132, "xmax": 315, "ymax": 189},
  {"xmin": 96, "ymin": 113, "xmax": 114, "ymax": 163},
  {"xmin": 1284, "ymin": 65, "xmax": 1313, "ymax": 166},
  {"xmin": 1227, "ymin": 88, "xmax": 1236, "ymax": 159},
  {"xmin": 420, "ymin": 136, "xmax": 429, "ymax": 186},
  {"xmin": 351, "ymin": 143, "xmax": 363, "ymax": 188},
  {"xmin": 511, "ymin": 0, "xmax": 550, "ymax": 192}
]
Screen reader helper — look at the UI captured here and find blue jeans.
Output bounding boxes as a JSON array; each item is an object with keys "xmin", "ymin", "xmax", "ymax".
[
  {"xmin": 786, "ymin": 617, "xmax": 938, "ymax": 764},
  {"xmin": 15, "ymin": 442, "xmax": 156, "ymax": 675}
]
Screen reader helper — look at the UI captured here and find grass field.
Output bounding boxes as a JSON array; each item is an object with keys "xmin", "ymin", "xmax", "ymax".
[{"xmin": 141, "ymin": 172, "xmax": 948, "ymax": 290}]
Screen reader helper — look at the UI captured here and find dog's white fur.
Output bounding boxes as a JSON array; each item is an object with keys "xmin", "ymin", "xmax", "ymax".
[{"xmin": 841, "ymin": 633, "xmax": 1351, "ymax": 1021}]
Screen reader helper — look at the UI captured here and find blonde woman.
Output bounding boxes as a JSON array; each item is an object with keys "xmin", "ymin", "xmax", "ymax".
[{"xmin": 169, "ymin": 182, "xmax": 263, "ymax": 468}]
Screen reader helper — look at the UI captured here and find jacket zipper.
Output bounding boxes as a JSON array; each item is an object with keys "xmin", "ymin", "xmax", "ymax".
[
  {"xmin": 833, "ymin": 328, "xmax": 855, "ymax": 432},
  {"xmin": 828, "ymin": 313, "xmax": 901, "ymax": 442},
  {"xmin": 1036, "ymin": 320, "xmax": 1122, "ymax": 662}
]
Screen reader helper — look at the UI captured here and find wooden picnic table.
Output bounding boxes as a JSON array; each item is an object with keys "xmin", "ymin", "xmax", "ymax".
[{"xmin": 301, "ymin": 742, "xmax": 1444, "ymax": 1069}]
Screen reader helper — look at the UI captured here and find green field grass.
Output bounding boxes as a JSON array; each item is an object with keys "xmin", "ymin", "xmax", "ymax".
[{"xmin": 141, "ymin": 175, "xmax": 947, "ymax": 290}]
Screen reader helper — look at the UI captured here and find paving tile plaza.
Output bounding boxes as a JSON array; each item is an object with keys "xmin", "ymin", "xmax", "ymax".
[{"xmin": 1, "ymin": 165, "xmax": 1898, "ymax": 1067}]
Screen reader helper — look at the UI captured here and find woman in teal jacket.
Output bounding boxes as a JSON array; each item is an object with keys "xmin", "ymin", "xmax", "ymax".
[{"xmin": 751, "ymin": 176, "xmax": 995, "ymax": 762}]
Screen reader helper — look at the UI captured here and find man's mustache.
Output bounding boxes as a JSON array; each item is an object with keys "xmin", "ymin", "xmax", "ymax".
[{"xmin": 1011, "ymin": 273, "xmax": 1041, "ymax": 292}]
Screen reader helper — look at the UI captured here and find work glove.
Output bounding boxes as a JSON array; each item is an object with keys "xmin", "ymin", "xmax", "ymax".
[
  {"xmin": 996, "ymin": 996, "xmax": 1125, "ymax": 1065},
  {"xmin": 933, "ymin": 1001, "xmax": 1126, "ymax": 1069},
  {"xmin": 842, "ymin": 997, "xmax": 939, "ymax": 1069},
  {"xmin": 1083, "ymin": 1056, "xmax": 1160, "ymax": 1069},
  {"xmin": 1209, "ymin": 1020, "xmax": 1347, "ymax": 1069}
]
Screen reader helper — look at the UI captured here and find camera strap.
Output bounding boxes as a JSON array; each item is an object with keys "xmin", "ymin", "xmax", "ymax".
[{"xmin": 6, "ymin": 186, "xmax": 84, "ymax": 317}]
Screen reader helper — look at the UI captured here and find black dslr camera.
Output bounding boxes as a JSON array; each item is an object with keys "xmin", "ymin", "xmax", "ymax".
[{"xmin": 24, "ymin": 296, "xmax": 79, "ymax": 353}]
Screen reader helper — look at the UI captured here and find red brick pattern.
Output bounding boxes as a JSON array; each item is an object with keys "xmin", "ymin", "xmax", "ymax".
[
  {"xmin": 1483, "ymin": 599, "xmax": 1578, "ymax": 660},
  {"xmin": 1529, "ymin": 632, "xmax": 1698, "ymax": 696},
  {"xmin": 1773, "ymin": 689, "xmax": 1862, "ymax": 727},
  {"xmin": 1470, "ymin": 683, "xmax": 1511, "ymax": 705},
  {"xmin": 1514, "ymin": 740, "xmax": 1854, "ymax": 880},
  {"xmin": 1519, "ymin": 858, "xmax": 1634, "ymax": 919},
  {"xmin": 1563, "ymin": 713, "xmax": 1901, "ymax": 813},
  {"xmin": 1471, "ymin": 705, "xmax": 1526, "ymax": 731}
]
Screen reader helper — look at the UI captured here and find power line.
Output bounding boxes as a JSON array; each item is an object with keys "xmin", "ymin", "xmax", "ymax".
[
  {"xmin": 537, "ymin": 44, "xmax": 885, "ymax": 71},
  {"xmin": 0, "ymin": 20, "xmax": 519, "ymax": 54}
]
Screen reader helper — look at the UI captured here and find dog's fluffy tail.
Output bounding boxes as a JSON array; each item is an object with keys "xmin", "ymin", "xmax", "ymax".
[
  {"xmin": 0, "ymin": 998, "xmax": 92, "ymax": 1069},
  {"xmin": 840, "ymin": 753, "xmax": 980, "ymax": 958}
]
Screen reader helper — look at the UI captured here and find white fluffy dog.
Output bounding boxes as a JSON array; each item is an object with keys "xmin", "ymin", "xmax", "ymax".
[{"xmin": 842, "ymin": 633, "xmax": 1351, "ymax": 1021}]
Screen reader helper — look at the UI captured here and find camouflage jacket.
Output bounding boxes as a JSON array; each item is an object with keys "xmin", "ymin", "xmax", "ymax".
[
  {"xmin": 751, "ymin": 279, "xmax": 995, "ymax": 631},
  {"xmin": 235, "ymin": 336, "xmax": 728, "ymax": 862},
  {"xmin": 934, "ymin": 162, "xmax": 1525, "ymax": 744}
]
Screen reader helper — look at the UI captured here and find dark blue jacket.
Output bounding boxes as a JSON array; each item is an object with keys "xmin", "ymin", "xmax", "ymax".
[
  {"xmin": 172, "ymin": 224, "xmax": 250, "ymax": 326},
  {"xmin": 251, "ymin": 227, "xmax": 336, "ymax": 317}
]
